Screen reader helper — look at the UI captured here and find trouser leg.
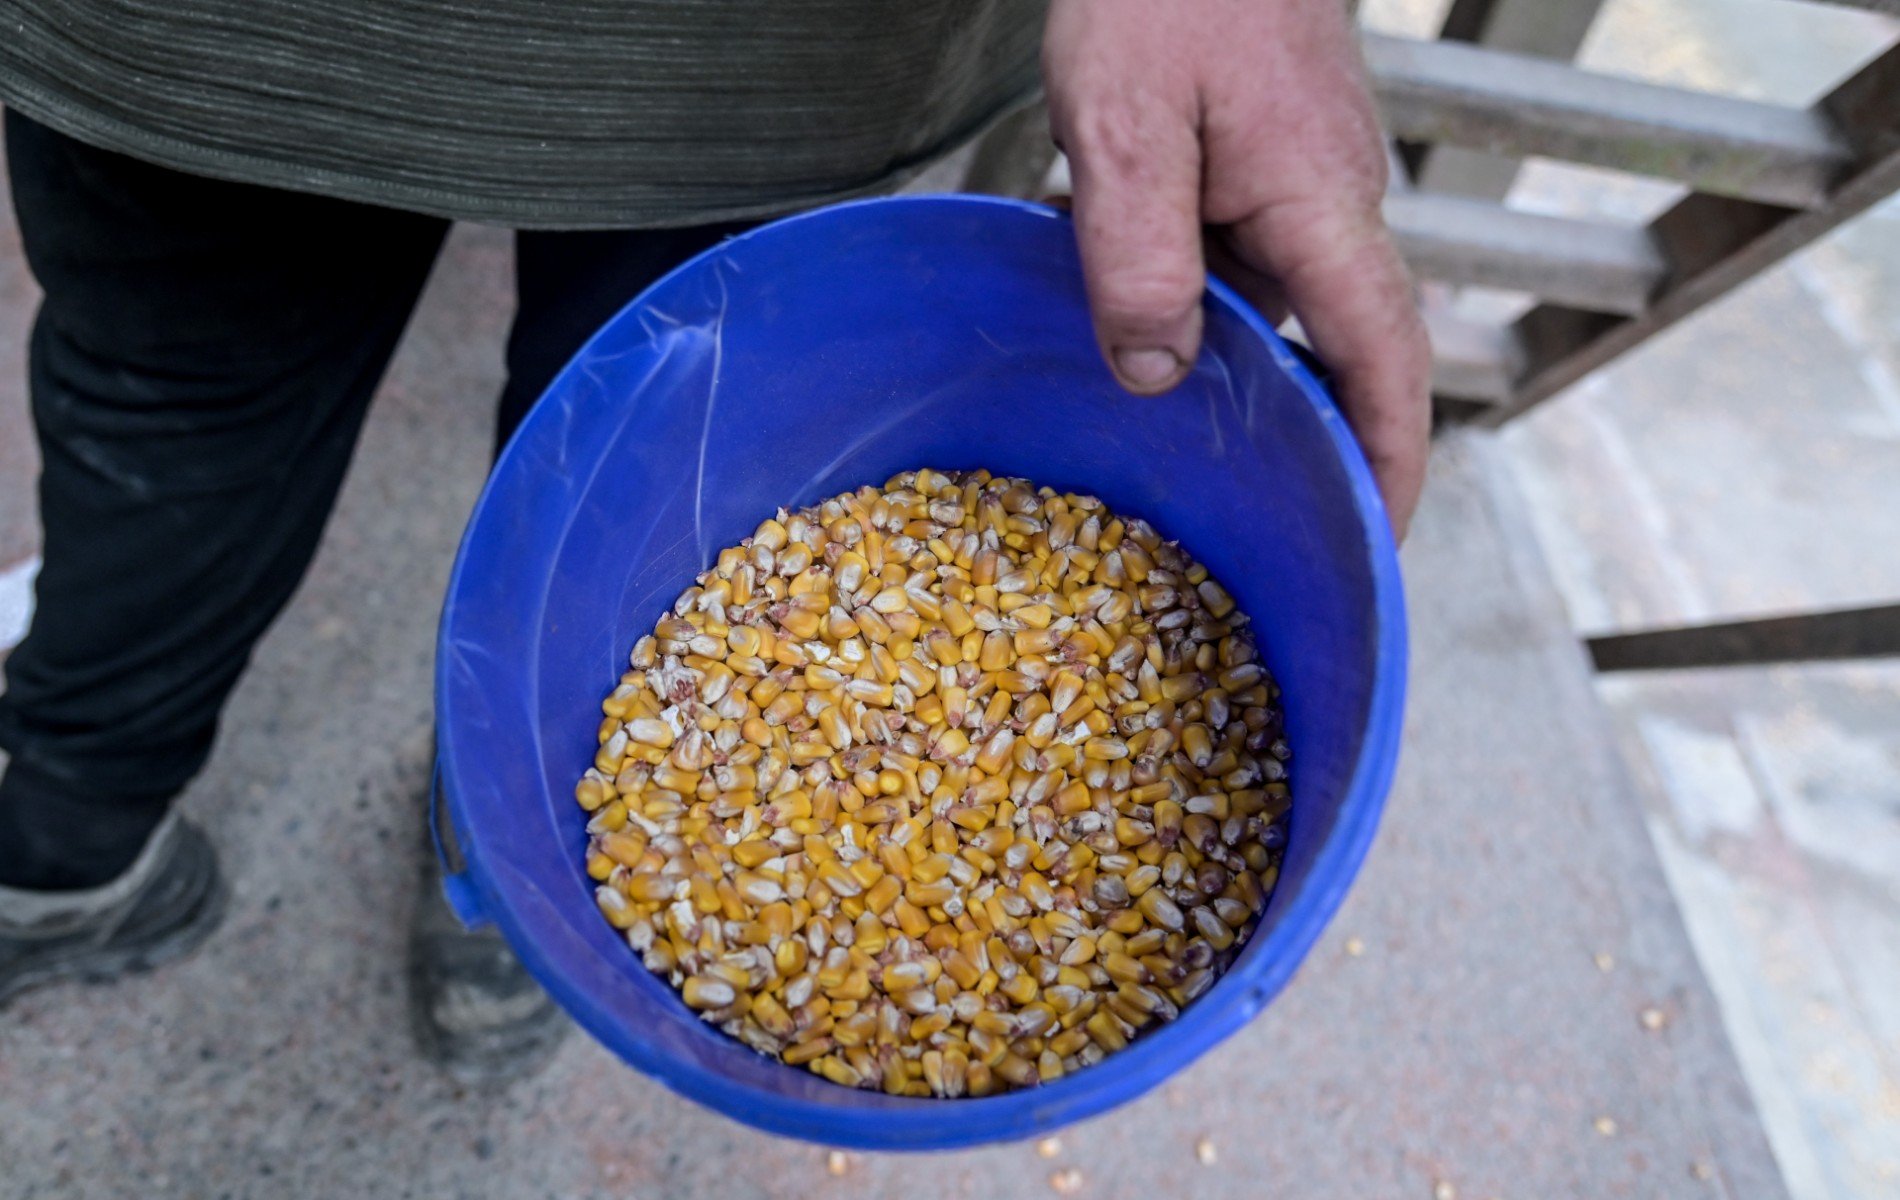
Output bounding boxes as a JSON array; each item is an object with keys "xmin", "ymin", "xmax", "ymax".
[{"xmin": 0, "ymin": 113, "xmax": 448, "ymax": 888}]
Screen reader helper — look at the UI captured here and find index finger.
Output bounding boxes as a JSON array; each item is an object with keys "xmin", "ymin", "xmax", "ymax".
[{"xmin": 1055, "ymin": 96, "xmax": 1208, "ymax": 395}]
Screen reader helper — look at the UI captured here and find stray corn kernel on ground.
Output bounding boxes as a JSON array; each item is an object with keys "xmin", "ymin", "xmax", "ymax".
[{"xmin": 575, "ymin": 469, "xmax": 1292, "ymax": 1096}]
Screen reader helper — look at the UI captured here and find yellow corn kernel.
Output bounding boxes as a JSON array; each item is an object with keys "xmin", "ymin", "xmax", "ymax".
[
  {"xmin": 1192, "ymin": 905, "xmax": 1235, "ymax": 950},
  {"xmin": 598, "ymin": 831, "xmax": 648, "ymax": 870},
  {"xmin": 1137, "ymin": 887, "xmax": 1185, "ymax": 931},
  {"xmin": 574, "ymin": 777, "xmax": 611, "ymax": 812},
  {"xmin": 783, "ymin": 1036, "xmax": 832, "ymax": 1066},
  {"xmin": 1106, "ymin": 908, "xmax": 1145, "ymax": 935},
  {"xmin": 977, "ymin": 630, "xmax": 1013, "ymax": 672},
  {"xmin": 906, "ymin": 879, "xmax": 956, "ymax": 908},
  {"xmin": 930, "ymin": 819, "xmax": 960, "ymax": 856},
  {"xmin": 982, "ymin": 691, "xmax": 1011, "ymax": 730},
  {"xmin": 1050, "ymin": 1026, "xmax": 1091, "ymax": 1058},
  {"xmin": 816, "ymin": 1056, "xmax": 862, "ymax": 1087},
  {"xmin": 584, "ymin": 848, "xmax": 615, "ymax": 881},
  {"xmin": 731, "ymin": 839, "xmax": 777, "ymax": 869},
  {"xmin": 942, "ymin": 950, "xmax": 982, "ymax": 990},
  {"xmin": 623, "ymin": 872, "xmax": 673, "ymax": 903},
  {"xmin": 857, "ymin": 873, "xmax": 900, "ymax": 916},
  {"xmin": 941, "ymin": 598, "xmax": 976, "ymax": 637},
  {"xmin": 1000, "ymin": 972, "xmax": 1039, "ymax": 1005},
  {"xmin": 911, "ymin": 1011, "xmax": 953, "ymax": 1041},
  {"xmin": 831, "ymin": 969, "xmax": 872, "ymax": 1002},
  {"xmin": 1059, "ymin": 935, "xmax": 1098, "ymax": 966},
  {"xmin": 893, "ymin": 899, "xmax": 932, "ymax": 940},
  {"xmin": 681, "ymin": 976, "xmax": 736, "ymax": 1010},
  {"xmin": 774, "ymin": 940, "xmax": 809, "ymax": 978},
  {"xmin": 1102, "ymin": 950, "xmax": 1150, "ymax": 984},
  {"xmin": 1085, "ymin": 1010, "xmax": 1130, "ymax": 1052},
  {"xmin": 849, "ymin": 855, "xmax": 886, "ymax": 890},
  {"xmin": 945, "ymin": 804, "xmax": 992, "ymax": 833},
  {"xmin": 973, "ymin": 728, "xmax": 1015, "ymax": 774}
]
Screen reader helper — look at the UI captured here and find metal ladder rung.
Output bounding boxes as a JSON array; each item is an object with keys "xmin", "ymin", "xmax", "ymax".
[
  {"xmin": 1366, "ymin": 33, "xmax": 1856, "ymax": 208},
  {"xmin": 1424, "ymin": 302, "xmax": 1523, "ymax": 405},
  {"xmin": 1385, "ymin": 192, "xmax": 1667, "ymax": 314}
]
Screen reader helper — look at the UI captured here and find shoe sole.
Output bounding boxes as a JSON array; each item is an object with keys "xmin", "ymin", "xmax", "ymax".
[{"xmin": 0, "ymin": 831, "xmax": 229, "ymax": 1009}]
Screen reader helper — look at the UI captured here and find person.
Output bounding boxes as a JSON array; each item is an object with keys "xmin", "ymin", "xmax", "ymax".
[{"xmin": 0, "ymin": 0, "xmax": 1430, "ymax": 1080}]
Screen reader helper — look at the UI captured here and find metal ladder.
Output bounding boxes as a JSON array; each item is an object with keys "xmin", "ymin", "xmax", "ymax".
[
  {"xmin": 1376, "ymin": 0, "xmax": 1900, "ymax": 667},
  {"xmin": 1373, "ymin": 0, "xmax": 1900, "ymax": 427}
]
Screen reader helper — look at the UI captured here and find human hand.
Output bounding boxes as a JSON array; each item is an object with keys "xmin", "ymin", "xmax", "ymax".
[{"xmin": 1043, "ymin": 0, "xmax": 1431, "ymax": 538}]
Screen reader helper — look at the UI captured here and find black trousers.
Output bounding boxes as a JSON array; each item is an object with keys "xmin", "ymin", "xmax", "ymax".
[{"xmin": 0, "ymin": 112, "xmax": 746, "ymax": 888}]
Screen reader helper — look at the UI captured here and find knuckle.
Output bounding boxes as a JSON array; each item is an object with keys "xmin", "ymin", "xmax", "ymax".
[{"xmin": 1068, "ymin": 104, "xmax": 1154, "ymax": 183}]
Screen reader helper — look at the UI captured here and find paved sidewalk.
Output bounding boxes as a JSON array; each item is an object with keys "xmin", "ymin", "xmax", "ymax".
[
  {"xmin": 1481, "ymin": 4, "xmax": 1900, "ymax": 1195},
  {"xmin": 0, "ymin": 209, "xmax": 1778, "ymax": 1194}
]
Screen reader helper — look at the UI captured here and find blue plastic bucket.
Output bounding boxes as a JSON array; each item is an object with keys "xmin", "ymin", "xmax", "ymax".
[{"xmin": 435, "ymin": 194, "xmax": 1406, "ymax": 1149}]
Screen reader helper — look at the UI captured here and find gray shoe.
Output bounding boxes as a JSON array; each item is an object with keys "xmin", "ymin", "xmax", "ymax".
[
  {"xmin": 409, "ymin": 807, "xmax": 568, "ymax": 1084},
  {"xmin": 0, "ymin": 813, "xmax": 226, "ymax": 1008}
]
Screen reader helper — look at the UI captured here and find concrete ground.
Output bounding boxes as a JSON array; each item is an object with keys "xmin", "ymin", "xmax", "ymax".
[
  {"xmin": 0, "ymin": 160, "xmax": 1779, "ymax": 1200},
  {"xmin": 1471, "ymin": 3, "xmax": 1900, "ymax": 1197},
  {"xmin": 1357, "ymin": 2, "xmax": 1900, "ymax": 1194},
  {"xmin": 0, "ymin": 212, "xmax": 1781, "ymax": 1195},
  {"xmin": 1503, "ymin": 227, "xmax": 1900, "ymax": 1197}
]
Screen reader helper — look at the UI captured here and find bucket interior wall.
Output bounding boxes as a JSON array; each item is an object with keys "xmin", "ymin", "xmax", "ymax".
[{"xmin": 437, "ymin": 197, "xmax": 1398, "ymax": 1146}]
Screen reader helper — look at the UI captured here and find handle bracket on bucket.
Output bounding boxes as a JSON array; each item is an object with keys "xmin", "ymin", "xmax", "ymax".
[{"xmin": 430, "ymin": 762, "xmax": 492, "ymax": 930}]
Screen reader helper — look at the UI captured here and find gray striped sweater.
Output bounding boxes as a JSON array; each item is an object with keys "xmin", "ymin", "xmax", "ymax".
[{"xmin": 0, "ymin": 0, "xmax": 1046, "ymax": 227}]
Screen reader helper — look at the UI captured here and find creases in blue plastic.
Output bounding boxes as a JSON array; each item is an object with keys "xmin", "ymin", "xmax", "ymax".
[{"xmin": 436, "ymin": 195, "xmax": 1407, "ymax": 1150}]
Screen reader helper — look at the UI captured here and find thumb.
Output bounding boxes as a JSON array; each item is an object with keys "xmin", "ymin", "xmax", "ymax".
[{"xmin": 1061, "ymin": 105, "xmax": 1206, "ymax": 395}]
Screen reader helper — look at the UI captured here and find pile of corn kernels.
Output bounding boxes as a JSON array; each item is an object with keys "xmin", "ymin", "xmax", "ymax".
[{"xmin": 576, "ymin": 469, "xmax": 1290, "ymax": 1097}]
